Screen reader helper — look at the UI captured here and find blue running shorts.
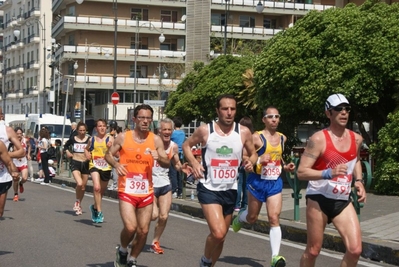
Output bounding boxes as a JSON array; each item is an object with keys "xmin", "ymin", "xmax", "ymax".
[{"xmin": 246, "ymin": 173, "xmax": 283, "ymax": 202}]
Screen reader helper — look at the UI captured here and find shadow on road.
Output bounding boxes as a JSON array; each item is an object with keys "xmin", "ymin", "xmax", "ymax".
[{"xmin": 218, "ymin": 255, "xmax": 265, "ymax": 266}]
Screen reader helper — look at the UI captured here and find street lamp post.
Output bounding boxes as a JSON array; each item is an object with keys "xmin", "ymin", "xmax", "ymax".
[{"xmin": 133, "ymin": 17, "xmax": 165, "ymax": 109}]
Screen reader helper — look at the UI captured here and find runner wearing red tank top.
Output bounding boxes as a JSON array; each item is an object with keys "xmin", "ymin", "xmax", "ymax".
[
  {"xmin": 297, "ymin": 93, "xmax": 366, "ymax": 267},
  {"xmin": 106, "ymin": 104, "xmax": 170, "ymax": 267}
]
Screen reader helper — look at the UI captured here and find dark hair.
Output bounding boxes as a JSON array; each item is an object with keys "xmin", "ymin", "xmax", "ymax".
[
  {"xmin": 262, "ymin": 105, "xmax": 279, "ymax": 117},
  {"xmin": 239, "ymin": 117, "xmax": 254, "ymax": 133},
  {"xmin": 172, "ymin": 117, "xmax": 183, "ymax": 128},
  {"xmin": 77, "ymin": 121, "xmax": 87, "ymax": 131},
  {"xmin": 134, "ymin": 104, "xmax": 153, "ymax": 118},
  {"xmin": 39, "ymin": 127, "xmax": 50, "ymax": 139},
  {"xmin": 14, "ymin": 127, "xmax": 23, "ymax": 133},
  {"xmin": 216, "ymin": 94, "xmax": 236, "ymax": 109},
  {"xmin": 116, "ymin": 126, "xmax": 123, "ymax": 134},
  {"xmin": 55, "ymin": 139, "xmax": 62, "ymax": 146},
  {"xmin": 95, "ymin": 119, "xmax": 107, "ymax": 127}
]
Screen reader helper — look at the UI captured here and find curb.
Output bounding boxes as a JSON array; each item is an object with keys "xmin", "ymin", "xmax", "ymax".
[{"xmin": 51, "ymin": 177, "xmax": 399, "ymax": 265}]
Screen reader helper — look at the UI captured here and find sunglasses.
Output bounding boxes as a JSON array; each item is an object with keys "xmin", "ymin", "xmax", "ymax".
[
  {"xmin": 332, "ymin": 106, "xmax": 351, "ymax": 112},
  {"xmin": 264, "ymin": 114, "xmax": 280, "ymax": 119}
]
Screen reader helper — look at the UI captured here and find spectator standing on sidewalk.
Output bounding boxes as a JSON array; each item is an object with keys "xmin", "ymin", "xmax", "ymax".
[
  {"xmin": 232, "ymin": 106, "xmax": 296, "ymax": 267},
  {"xmin": 183, "ymin": 94, "xmax": 257, "ymax": 267},
  {"xmin": 63, "ymin": 122, "xmax": 90, "ymax": 215},
  {"xmin": 85, "ymin": 119, "xmax": 113, "ymax": 223},
  {"xmin": 297, "ymin": 93, "xmax": 366, "ymax": 267},
  {"xmin": 234, "ymin": 116, "xmax": 254, "ymax": 212},
  {"xmin": 10, "ymin": 127, "xmax": 29, "ymax": 202},
  {"xmin": 106, "ymin": 104, "xmax": 170, "ymax": 267},
  {"xmin": 170, "ymin": 117, "xmax": 185, "ymax": 198},
  {"xmin": 38, "ymin": 128, "xmax": 51, "ymax": 185},
  {"xmin": 150, "ymin": 118, "xmax": 185, "ymax": 254}
]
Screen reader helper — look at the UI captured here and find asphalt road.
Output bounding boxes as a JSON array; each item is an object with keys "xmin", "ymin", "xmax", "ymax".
[{"xmin": 0, "ymin": 181, "xmax": 392, "ymax": 267}]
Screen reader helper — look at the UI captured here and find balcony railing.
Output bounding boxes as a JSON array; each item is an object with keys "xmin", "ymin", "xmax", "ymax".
[
  {"xmin": 52, "ymin": 16, "xmax": 186, "ymax": 36},
  {"xmin": 55, "ymin": 45, "xmax": 185, "ymax": 61},
  {"xmin": 211, "ymin": 25, "xmax": 282, "ymax": 37},
  {"xmin": 211, "ymin": 0, "xmax": 333, "ymax": 11}
]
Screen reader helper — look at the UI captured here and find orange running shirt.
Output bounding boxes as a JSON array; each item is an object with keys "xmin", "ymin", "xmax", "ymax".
[{"xmin": 118, "ymin": 131, "xmax": 156, "ymax": 196}]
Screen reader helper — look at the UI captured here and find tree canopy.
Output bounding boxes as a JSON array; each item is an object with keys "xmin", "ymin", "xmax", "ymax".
[
  {"xmin": 165, "ymin": 55, "xmax": 255, "ymax": 124},
  {"xmin": 254, "ymin": 0, "xmax": 399, "ymax": 143}
]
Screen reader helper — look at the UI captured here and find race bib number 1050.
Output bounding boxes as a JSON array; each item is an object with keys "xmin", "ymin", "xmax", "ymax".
[{"xmin": 210, "ymin": 159, "xmax": 239, "ymax": 184}]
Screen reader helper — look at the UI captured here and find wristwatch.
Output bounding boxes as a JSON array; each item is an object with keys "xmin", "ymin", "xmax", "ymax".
[{"xmin": 355, "ymin": 179, "xmax": 364, "ymax": 185}]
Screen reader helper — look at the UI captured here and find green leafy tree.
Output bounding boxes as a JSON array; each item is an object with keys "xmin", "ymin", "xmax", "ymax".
[
  {"xmin": 165, "ymin": 55, "xmax": 254, "ymax": 124},
  {"xmin": 254, "ymin": 0, "xmax": 399, "ymax": 145},
  {"xmin": 369, "ymin": 111, "xmax": 399, "ymax": 195}
]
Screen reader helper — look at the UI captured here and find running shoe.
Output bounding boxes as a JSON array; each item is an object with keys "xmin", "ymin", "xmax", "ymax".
[
  {"xmin": 90, "ymin": 204, "xmax": 98, "ymax": 222},
  {"xmin": 126, "ymin": 260, "xmax": 137, "ymax": 267},
  {"xmin": 150, "ymin": 241, "xmax": 164, "ymax": 254},
  {"xmin": 75, "ymin": 206, "xmax": 83, "ymax": 215},
  {"xmin": 96, "ymin": 211, "xmax": 104, "ymax": 223},
  {"xmin": 19, "ymin": 182, "xmax": 24, "ymax": 193},
  {"xmin": 73, "ymin": 201, "xmax": 80, "ymax": 211},
  {"xmin": 232, "ymin": 210, "xmax": 243, "ymax": 232},
  {"xmin": 13, "ymin": 194, "xmax": 19, "ymax": 202},
  {"xmin": 271, "ymin": 255, "xmax": 286, "ymax": 267},
  {"xmin": 114, "ymin": 245, "xmax": 128, "ymax": 267},
  {"xmin": 199, "ymin": 258, "xmax": 212, "ymax": 267}
]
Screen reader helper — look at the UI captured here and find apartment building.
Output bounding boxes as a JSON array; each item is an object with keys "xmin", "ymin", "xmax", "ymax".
[
  {"xmin": 2, "ymin": 0, "xmax": 392, "ymax": 126},
  {"xmin": 0, "ymin": 0, "xmax": 52, "ymax": 115}
]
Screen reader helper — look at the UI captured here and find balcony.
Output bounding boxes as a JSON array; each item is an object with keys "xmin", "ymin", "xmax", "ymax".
[
  {"xmin": 16, "ymin": 41, "xmax": 24, "ymax": 49},
  {"xmin": 52, "ymin": 16, "xmax": 186, "ymax": 37},
  {"xmin": 56, "ymin": 45, "xmax": 185, "ymax": 64},
  {"xmin": 10, "ymin": 68, "xmax": 16, "ymax": 74},
  {"xmin": 16, "ymin": 66, "xmax": 24, "ymax": 74},
  {"xmin": 7, "ymin": 93, "xmax": 16, "ymax": 99},
  {"xmin": 211, "ymin": 0, "xmax": 333, "ymax": 12},
  {"xmin": 211, "ymin": 25, "xmax": 282, "ymax": 40}
]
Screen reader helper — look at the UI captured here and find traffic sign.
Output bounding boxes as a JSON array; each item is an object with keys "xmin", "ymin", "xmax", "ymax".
[
  {"xmin": 143, "ymin": 100, "xmax": 165, "ymax": 107},
  {"xmin": 111, "ymin": 92, "xmax": 119, "ymax": 105}
]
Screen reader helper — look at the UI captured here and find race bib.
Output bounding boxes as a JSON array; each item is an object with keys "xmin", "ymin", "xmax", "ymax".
[
  {"xmin": 260, "ymin": 160, "xmax": 282, "ymax": 180},
  {"xmin": 210, "ymin": 159, "xmax": 239, "ymax": 184},
  {"xmin": 324, "ymin": 175, "xmax": 352, "ymax": 200},
  {"xmin": 73, "ymin": 143, "xmax": 87, "ymax": 153},
  {"xmin": 125, "ymin": 172, "xmax": 149, "ymax": 195},
  {"xmin": 93, "ymin": 157, "xmax": 108, "ymax": 169}
]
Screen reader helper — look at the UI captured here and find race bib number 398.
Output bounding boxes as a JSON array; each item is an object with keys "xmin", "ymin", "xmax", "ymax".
[
  {"xmin": 210, "ymin": 159, "xmax": 239, "ymax": 184},
  {"xmin": 125, "ymin": 172, "xmax": 149, "ymax": 195}
]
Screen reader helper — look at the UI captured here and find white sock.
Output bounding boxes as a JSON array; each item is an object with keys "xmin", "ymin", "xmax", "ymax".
[
  {"xmin": 238, "ymin": 209, "xmax": 249, "ymax": 223},
  {"xmin": 270, "ymin": 226, "xmax": 282, "ymax": 257},
  {"xmin": 128, "ymin": 256, "xmax": 136, "ymax": 262},
  {"xmin": 201, "ymin": 255, "xmax": 211, "ymax": 263},
  {"xmin": 119, "ymin": 246, "xmax": 127, "ymax": 254}
]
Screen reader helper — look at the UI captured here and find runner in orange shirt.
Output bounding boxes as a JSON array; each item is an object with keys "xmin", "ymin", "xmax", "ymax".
[{"xmin": 105, "ymin": 104, "xmax": 170, "ymax": 267}]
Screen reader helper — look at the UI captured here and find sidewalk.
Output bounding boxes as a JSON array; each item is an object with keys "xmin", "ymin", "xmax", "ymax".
[{"xmin": 49, "ymin": 171, "xmax": 399, "ymax": 265}]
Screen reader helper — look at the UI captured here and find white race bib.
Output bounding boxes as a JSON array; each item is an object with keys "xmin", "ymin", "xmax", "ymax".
[
  {"xmin": 93, "ymin": 157, "xmax": 108, "ymax": 169},
  {"xmin": 124, "ymin": 172, "xmax": 149, "ymax": 195},
  {"xmin": 73, "ymin": 143, "xmax": 87, "ymax": 153},
  {"xmin": 260, "ymin": 160, "xmax": 282, "ymax": 180},
  {"xmin": 324, "ymin": 175, "xmax": 352, "ymax": 200},
  {"xmin": 210, "ymin": 159, "xmax": 239, "ymax": 184}
]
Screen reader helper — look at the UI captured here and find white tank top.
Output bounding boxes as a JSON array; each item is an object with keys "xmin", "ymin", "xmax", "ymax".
[
  {"xmin": 0, "ymin": 124, "xmax": 12, "ymax": 183},
  {"xmin": 152, "ymin": 141, "xmax": 175, "ymax": 188},
  {"xmin": 200, "ymin": 121, "xmax": 243, "ymax": 191}
]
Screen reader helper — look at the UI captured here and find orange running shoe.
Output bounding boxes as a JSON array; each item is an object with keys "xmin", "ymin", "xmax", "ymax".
[
  {"xmin": 13, "ymin": 195, "xmax": 19, "ymax": 202},
  {"xmin": 150, "ymin": 241, "xmax": 164, "ymax": 254},
  {"xmin": 19, "ymin": 182, "xmax": 24, "ymax": 194}
]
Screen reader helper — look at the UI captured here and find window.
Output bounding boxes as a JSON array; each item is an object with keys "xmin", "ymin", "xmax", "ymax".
[
  {"xmin": 161, "ymin": 10, "xmax": 178, "ymax": 22},
  {"xmin": 130, "ymin": 65, "xmax": 147, "ymax": 78},
  {"xmin": 211, "ymin": 14, "xmax": 221, "ymax": 25},
  {"xmin": 239, "ymin": 15, "xmax": 255, "ymax": 28},
  {"xmin": 263, "ymin": 18, "xmax": 277, "ymax": 29},
  {"xmin": 68, "ymin": 6, "xmax": 75, "ymax": 16},
  {"xmin": 68, "ymin": 34, "xmax": 75, "ymax": 45},
  {"xmin": 131, "ymin": 8, "xmax": 148, "ymax": 20},
  {"xmin": 130, "ymin": 36, "xmax": 148, "ymax": 49}
]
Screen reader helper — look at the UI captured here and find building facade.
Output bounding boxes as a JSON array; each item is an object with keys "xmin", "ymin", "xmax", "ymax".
[{"xmin": 1, "ymin": 0, "xmax": 396, "ymax": 126}]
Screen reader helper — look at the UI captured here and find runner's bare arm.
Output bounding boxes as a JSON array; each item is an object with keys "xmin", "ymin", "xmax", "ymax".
[
  {"xmin": 297, "ymin": 131, "xmax": 326, "ymax": 180},
  {"xmin": 171, "ymin": 143, "xmax": 182, "ymax": 171},
  {"xmin": 154, "ymin": 135, "xmax": 170, "ymax": 168},
  {"xmin": 354, "ymin": 133, "xmax": 366, "ymax": 202},
  {"xmin": 241, "ymin": 126, "xmax": 257, "ymax": 172},
  {"xmin": 0, "ymin": 142, "xmax": 19, "ymax": 180},
  {"xmin": 84, "ymin": 138, "xmax": 92, "ymax": 160},
  {"xmin": 7, "ymin": 127, "xmax": 25, "ymax": 158},
  {"xmin": 105, "ymin": 132, "xmax": 127, "ymax": 176},
  {"xmin": 182, "ymin": 125, "xmax": 207, "ymax": 178}
]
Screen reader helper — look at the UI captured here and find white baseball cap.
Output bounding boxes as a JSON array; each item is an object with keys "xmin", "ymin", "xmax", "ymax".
[{"xmin": 325, "ymin": 93, "xmax": 349, "ymax": 110}]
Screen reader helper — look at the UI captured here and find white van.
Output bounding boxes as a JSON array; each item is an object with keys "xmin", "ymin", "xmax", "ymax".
[
  {"xmin": 4, "ymin": 114, "xmax": 28, "ymax": 129},
  {"xmin": 27, "ymin": 114, "xmax": 72, "ymax": 145}
]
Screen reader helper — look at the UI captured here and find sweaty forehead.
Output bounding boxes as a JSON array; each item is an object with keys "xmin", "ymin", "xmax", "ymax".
[
  {"xmin": 137, "ymin": 109, "xmax": 152, "ymax": 116},
  {"xmin": 219, "ymin": 98, "xmax": 236, "ymax": 108}
]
